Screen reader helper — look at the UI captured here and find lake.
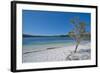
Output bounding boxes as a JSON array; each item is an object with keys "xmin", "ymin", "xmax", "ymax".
[
  {"xmin": 23, "ymin": 37, "xmax": 74, "ymax": 46},
  {"xmin": 22, "ymin": 36, "xmax": 90, "ymax": 54},
  {"xmin": 22, "ymin": 37, "xmax": 75, "ymax": 54}
]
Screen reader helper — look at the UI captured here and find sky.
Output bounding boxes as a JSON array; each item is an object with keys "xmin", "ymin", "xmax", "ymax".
[{"xmin": 22, "ymin": 10, "xmax": 91, "ymax": 35}]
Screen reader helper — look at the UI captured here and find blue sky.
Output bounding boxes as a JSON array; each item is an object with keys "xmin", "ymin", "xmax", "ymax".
[{"xmin": 22, "ymin": 10, "xmax": 91, "ymax": 35}]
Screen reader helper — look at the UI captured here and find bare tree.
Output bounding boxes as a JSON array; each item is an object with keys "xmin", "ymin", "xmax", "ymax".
[{"xmin": 68, "ymin": 17, "xmax": 86, "ymax": 53}]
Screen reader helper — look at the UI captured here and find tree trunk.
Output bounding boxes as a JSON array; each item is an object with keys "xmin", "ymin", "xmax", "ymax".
[{"xmin": 74, "ymin": 43, "xmax": 79, "ymax": 53}]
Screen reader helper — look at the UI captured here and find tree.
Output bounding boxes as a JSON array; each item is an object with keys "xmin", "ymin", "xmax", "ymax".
[{"xmin": 68, "ymin": 17, "xmax": 86, "ymax": 53}]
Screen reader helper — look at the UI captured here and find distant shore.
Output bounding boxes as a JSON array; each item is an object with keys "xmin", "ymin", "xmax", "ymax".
[{"xmin": 22, "ymin": 41, "xmax": 91, "ymax": 63}]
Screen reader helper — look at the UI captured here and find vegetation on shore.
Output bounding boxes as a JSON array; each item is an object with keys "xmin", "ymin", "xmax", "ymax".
[
  {"xmin": 23, "ymin": 34, "xmax": 70, "ymax": 37},
  {"xmin": 23, "ymin": 33, "xmax": 90, "ymax": 40},
  {"xmin": 68, "ymin": 16, "xmax": 88, "ymax": 53}
]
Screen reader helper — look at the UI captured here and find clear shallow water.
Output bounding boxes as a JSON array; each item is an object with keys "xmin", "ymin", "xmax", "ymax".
[
  {"xmin": 22, "ymin": 36, "xmax": 90, "ymax": 54},
  {"xmin": 23, "ymin": 37, "xmax": 74, "ymax": 46},
  {"xmin": 22, "ymin": 37, "xmax": 76, "ymax": 54}
]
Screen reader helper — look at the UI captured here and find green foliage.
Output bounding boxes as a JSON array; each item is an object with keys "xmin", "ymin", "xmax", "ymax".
[
  {"xmin": 68, "ymin": 16, "xmax": 87, "ymax": 53},
  {"xmin": 69, "ymin": 17, "xmax": 87, "ymax": 41}
]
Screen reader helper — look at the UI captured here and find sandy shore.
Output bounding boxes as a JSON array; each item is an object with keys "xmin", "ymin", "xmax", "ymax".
[{"xmin": 22, "ymin": 42, "xmax": 91, "ymax": 63}]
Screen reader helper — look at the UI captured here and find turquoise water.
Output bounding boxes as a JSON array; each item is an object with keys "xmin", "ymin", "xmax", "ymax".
[
  {"xmin": 23, "ymin": 37, "xmax": 75, "ymax": 46},
  {"xmin": 22, "ymin": 37, "xmax": 90, "ymax": 53},
  {"xmin": 22, "ymin": 37, "xmax": 76, "ymax": 52}
]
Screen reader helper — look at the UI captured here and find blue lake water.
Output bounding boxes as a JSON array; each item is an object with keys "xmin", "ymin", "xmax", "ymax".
[
  {"xmin": 22, "ymin": 36, "xmax": 90, "ymax": 54},
  {"xmin": 23, "ymin": 37, "xmax": 74, "ymax": 46}
]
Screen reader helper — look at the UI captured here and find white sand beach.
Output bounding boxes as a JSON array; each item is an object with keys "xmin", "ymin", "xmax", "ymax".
[{"xmin": 22, "ymin": 42, "xmax": 91, "ymax": 63}]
